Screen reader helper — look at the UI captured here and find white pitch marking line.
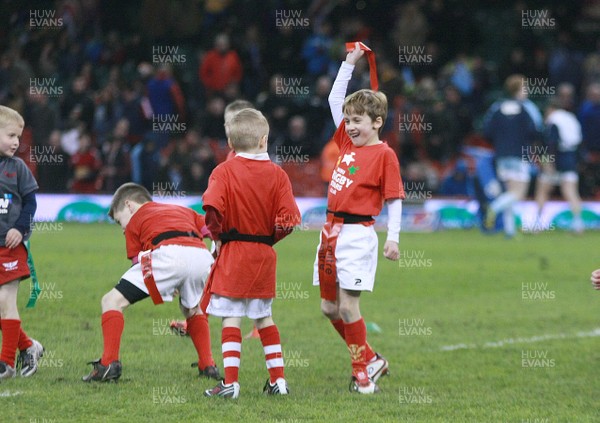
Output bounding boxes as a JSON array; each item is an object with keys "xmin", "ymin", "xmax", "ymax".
[
  {"xmin": 440, "ymin": 328, "xmax": 600, "ymax": 351},
  {"xmin": 0, "ymin": 390, "xmax": 23, "ymax": 397}
]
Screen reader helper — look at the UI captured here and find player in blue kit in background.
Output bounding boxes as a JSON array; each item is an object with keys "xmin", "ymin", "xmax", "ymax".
[{"xmin": 482, "ymin": 74, "xmax": 541, "ymax": 237}]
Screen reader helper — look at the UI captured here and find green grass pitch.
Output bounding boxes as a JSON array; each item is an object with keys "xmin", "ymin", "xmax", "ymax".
[{"xmin": 3, "ymin": 223, "xmax": 600, "ymax": 422}]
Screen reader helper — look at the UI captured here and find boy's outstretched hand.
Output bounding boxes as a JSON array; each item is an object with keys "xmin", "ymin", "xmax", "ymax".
[
  {"xmin": 383, "ymin": 240, "xmax": 399, "ymax": 261},
  {"xmin": 346, "ymin": 41, "xmax": 365, "ymax": 65},
  {"xmin": 591, "ymin": 269, "xmax": 600, "ymax": 290}
]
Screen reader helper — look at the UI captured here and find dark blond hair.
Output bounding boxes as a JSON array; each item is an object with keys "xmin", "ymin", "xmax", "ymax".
[
  {"xmin": 224, "ymin": 100, "xmax": 255, "ymax": 121},
  {"xmin": 108, "ymin": 182, "xmax": 152, "ymax": 219},
  {"xmin": 0, "ymin": 105, "xmax": 25, "ymax": 128},
  {"xmin": 343, "ymin": 89, "xmax": 388, "ymax": 129},
  {"xmin": 224, "ymin": 100, "xmax": 255, "ymax": 138},
  {"xmin": 226, "ymin": 108, "xmax": 269, "ymax": 152},
  {"xmin": 505, "ymin": 74, "xmax": 525, "ymax": 97}
]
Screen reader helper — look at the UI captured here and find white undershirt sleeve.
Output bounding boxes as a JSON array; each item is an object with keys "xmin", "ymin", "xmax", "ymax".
[
  {"xmin": 328, "ymin": 61, "xmax": 355, "ymax": 127},
  {"xmin": 386, "ymin": 198, "xmax": 403, "ymax": 243}
]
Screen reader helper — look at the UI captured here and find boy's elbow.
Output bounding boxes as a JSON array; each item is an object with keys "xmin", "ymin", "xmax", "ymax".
[{"xmin": 328, "ymin": 92, "xmax": 336, "ymax": 106}]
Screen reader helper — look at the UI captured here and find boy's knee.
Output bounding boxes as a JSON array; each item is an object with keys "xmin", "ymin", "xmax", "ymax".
[
  {"xmin": 255, "ymin": 316, "xmax": 274, "ymax": 329},
  {"xmin": 338, "ymin": 301, "xmax": 360, "ymax": 322},
  {"xmin": 338, "ymin": 305, "xmax": 354, "ymax": 322},
  {"xmin": 101, "ymin": 289, "xmax": 129, "ymax": 312},
  {"xmin": 0, "ymin": 281, "xmax": 17, "ymax": 306},
  {"xmin": 320, "ymin": 300, "xmax": 339, "ymax": 320},
  {"xmin": 101, "ymin": 292, "xmax": 114, "ymax": 311},
  {"xmin": 180, "ymin": 303, "xmax": 200, "ymax": 319}
]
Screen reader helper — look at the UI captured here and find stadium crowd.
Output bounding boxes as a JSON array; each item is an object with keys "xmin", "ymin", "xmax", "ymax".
[{"xmin": 2, "ymin": 0, "xmax": 600, "ymax": 197}]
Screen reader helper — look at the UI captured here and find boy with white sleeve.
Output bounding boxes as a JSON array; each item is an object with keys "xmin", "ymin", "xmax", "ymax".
[{"xmin": 314, "ymin": 43, "xmax": 404, "ymax": 394}]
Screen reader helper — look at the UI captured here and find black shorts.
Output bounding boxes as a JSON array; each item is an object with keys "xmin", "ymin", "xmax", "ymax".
[{"xmin": 115, "ymin": 278, "xmax": 149, "ymax": 305}]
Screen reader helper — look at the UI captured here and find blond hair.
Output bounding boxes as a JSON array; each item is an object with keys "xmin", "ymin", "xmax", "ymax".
[
  {"xmin": 226, "ymin": 108, "xmax": 269, "ymax": 152},
  {"xmin": 505, "ymin": 74, "xmax": 525, "ymax": 97},
  {"xmin": 343, "ymin": 89, "xmax": 388, "ymax": 129},
  {"xmin": 0, "ymin": 105, "xmax": 25, "ymax": 129},
  {"xmin": 224, "ymin": 100, "xmax": 255, "ymax": 122},
  {"xmin": 108, "ymin": 182, "xmax": 152, "ymax": 219},
  {"xmin": 224, "ymin": 100, "xmax": 255, "ymax": 138}
]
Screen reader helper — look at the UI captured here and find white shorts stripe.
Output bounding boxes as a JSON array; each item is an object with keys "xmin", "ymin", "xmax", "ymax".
[
  {"xmin": 266, "ymin": 358, "xmax": 284, "ymax": 369},
  {"xmin": 223, "ymin": 357, "xmax": 241, "ymax": 368},
  {"xmin": 263, "ymin": 344, "xmax": 282, "ymax": 355},
  {"xmin": 222, "ymin": 342, "xmax": 241, "ymax": 353}
]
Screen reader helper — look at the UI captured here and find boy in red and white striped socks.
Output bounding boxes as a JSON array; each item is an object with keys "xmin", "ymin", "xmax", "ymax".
[{"xmin": 201, "ymin": 109, "xmax": 300, "ymax": 398}]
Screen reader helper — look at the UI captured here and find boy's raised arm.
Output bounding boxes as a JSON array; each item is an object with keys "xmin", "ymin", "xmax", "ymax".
[{"xmin": 328, "ymin": 42, "xmax": 364, "ymax": 127}]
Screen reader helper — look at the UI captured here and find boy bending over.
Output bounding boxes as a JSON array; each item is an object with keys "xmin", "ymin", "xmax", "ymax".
[{"xmin": 83, "ymin": 182, "xmax": 219, "ymax": 382}]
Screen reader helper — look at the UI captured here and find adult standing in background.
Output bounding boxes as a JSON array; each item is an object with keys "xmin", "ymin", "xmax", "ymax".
[{"xmin": 199, "ymin": 33, "xmax": 243, "ymax": 97}]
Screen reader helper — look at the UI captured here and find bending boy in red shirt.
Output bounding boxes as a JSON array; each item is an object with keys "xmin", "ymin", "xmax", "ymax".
[
  {"xmin": 202, "ymin": 108, "xmax": 300, "ymax": 399},
  {"xmin": 82, "ymin": 182, "xmax": 219, "ymax": 382}
]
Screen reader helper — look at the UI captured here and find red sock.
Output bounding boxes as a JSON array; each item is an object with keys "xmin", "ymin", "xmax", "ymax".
[
  {"xmin": 332, "ymin": 318, "xmax": 375, "ymax": 361},
  {"xmin": 0, "ymin": 319, "xmax": 20, "ymax": 367},
  {"xmin": 365, "ymin": 343, "xmax": 376, "ymax": 362},
  {"xmin": 258, "ymin": 325, "xmax": 284, "ymax": 383},
  {"xmin": 222, "ymin": 327, "xmax": 241, "ymax": 385},
  {"xmin": 344, "ymin": 318, "xmax": 368, "ymax": 378},
  {"xmin": 18, "ymin": 328, "xmax": 32, "ymax": 351},
  {"xmin": 187, "ymin": 314, "xmax": 215, "ymax": 369},
  {"xmin": 0, "ymin": 319, "xmax": 33, "ymax": 352},
  {"xmin": 100, "ymin": 310, "xmax": 124, "ymax": 366},
  {"xmin": 331, "ymin": 319, "xmax": 346, "ymax": 339}
]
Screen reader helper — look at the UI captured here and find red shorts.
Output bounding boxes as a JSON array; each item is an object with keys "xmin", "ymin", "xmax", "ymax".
[{"xmin": 0, "ymin": 244, "xmax": 30, "ymax": 285}]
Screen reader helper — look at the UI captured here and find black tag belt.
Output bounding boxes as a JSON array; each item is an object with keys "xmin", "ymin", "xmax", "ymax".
[
  {"xmin": 326, "ymin": 209, "xmax": 373, "ymax": 224},
  {"xmin": 151, "ymin": 230, "xmax": 199, "ymax": 245},
  {"xmin": 220, "ymin": 228, "xmax": 274, "ymax": 246}
]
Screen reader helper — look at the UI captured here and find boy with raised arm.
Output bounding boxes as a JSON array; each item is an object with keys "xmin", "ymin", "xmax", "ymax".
[{"xmin": 314, "ymin": 43, "xmax": 405, "ymax": 394}]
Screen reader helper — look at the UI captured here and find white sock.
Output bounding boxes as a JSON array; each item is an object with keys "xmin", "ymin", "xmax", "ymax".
[
  {"xmin": 572, "ymin": 212, "xmax": 584, "ymax": 232},
  {"xmin": 503, "ymin": 207, "xmax": 516, "ymax": 236},
  {"xmin": 490, "ymin": 192, "xmax": 517, "ymax": 214}
]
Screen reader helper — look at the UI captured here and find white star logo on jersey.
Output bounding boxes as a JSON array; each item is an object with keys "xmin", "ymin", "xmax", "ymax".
[
  {"xmin": 341, "ymin": 152, "xmax": 356, "ymax": 166},
  {"xmin": 2, "ymin": 260, "xmax": 18, "ymax": 271}
]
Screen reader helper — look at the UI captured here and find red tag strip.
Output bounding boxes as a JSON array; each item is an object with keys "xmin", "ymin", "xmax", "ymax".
[
  {"xmin": 140, "ymin": 253, "xmax": 164, "ymax": 305},
  {"xmin": 345, "ymin": 41, "xmax": 378, "ymax": 91},
  {"xmin": 317, "ymin": 215, "xmax": 344, "ymax": 301}
]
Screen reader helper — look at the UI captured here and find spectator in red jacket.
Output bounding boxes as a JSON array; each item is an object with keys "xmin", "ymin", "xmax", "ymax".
[
  {"xmin": 70, "ymin": 132, "xmax": 102, "ymax": 193},
  {"xmin": 199, "ymin": 33, "xmax": 243, "ymax": 96}
]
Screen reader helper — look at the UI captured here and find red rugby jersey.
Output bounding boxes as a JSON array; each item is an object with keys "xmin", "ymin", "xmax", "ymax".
[
  {"xmin": 327, "ymin": 121, "xmax": 405, "ymax": 218},
  {"xmin": 202, "ymin": 155, "xmax": 300, "ymax": 298},
  {"xmin": 124, "ymin": 202, "xmax": 208, "ymax": 260}
]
